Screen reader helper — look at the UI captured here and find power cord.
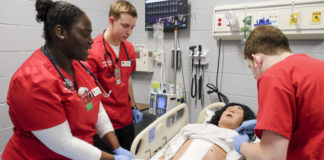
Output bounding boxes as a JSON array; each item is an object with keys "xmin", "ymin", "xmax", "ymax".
[
  {"xmin": 206, "ymin": 83, "xmax": 229, "ymax": 104},
  {"xmin": 206, "ymin": 38, "xmax": 229, "ymax": 104}
]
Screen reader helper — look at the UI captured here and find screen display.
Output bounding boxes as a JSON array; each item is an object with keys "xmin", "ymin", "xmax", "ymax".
[
  {"xmin": 145, "ymin": 0, "xmax": 188, "ymax": 31},
  {"xmin": 156, "ymin": 94, "xmax": 167, "ymax": 109}
]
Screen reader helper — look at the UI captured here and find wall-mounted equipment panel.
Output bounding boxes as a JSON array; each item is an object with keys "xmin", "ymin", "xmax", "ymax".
[
  {"xmin": 213, "ymin": 0, "xmax": 324, "ymax": 40},
  {"xmin": 134, "ymin": 45, "xmax": 155, "ymax": 72}
]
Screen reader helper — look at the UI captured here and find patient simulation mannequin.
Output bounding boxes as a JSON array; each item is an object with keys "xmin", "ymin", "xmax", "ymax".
[{"xmin": 157, "ymin": 103, "xmax": 256, "ymax": 160}]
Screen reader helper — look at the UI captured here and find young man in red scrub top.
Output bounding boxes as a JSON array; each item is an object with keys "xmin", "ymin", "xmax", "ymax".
[
  {"xmin": 234, "ymin": 25, "xmax": 324, "ymax": 159},
  {"xmin": 86, "ymin": 0, "xmax": 143, "ymax": 152},
  {"xmin": 2, "ymin": 0, "xmax": 133, "ymax": 159}
]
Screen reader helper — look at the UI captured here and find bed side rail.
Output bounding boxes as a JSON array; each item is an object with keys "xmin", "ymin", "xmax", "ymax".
[{"xmin": 131, "ymin": 103, "xmax": 189, "ymax": 159}]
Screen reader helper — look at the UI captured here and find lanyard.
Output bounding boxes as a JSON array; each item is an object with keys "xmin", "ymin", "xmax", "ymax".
[{"xmin": 102, "ymin": 30, "xmax": 132, "ymax": 76}]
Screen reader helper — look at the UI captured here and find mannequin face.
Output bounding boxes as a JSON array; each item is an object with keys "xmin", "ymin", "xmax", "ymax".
[
  {"xmin": 218, "ymin": 105, "xmax": 244, "ymax": 130},
  {"xmin": 109, "ymin": 13, "xmax": 136, "ymax": 43}
]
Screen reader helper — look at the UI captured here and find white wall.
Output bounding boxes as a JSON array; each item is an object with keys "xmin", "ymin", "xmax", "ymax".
[{"xmin": 1, "ymin": 0, "xmax": 324, "ymax": 156}]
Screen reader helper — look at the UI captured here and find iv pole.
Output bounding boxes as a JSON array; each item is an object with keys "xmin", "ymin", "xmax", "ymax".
[
  {"xmin": 173, "ymin": 16, "xmax": 179, "ymax": 85},
  {"xmin": 158, "ymin": 13, "xmax": 196, "ymax": 101},
  {"xmin": 158, "ymin": 13, "xmax": 196, "ymax": 86}
]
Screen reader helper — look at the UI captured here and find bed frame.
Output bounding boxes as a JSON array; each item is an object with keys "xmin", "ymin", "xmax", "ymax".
[{"xmin": 130, "ymin": 102, "xmax": 226, "ymax": 159}]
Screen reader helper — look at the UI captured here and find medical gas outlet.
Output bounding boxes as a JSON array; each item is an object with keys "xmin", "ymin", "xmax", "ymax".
[
  {"xmin": 225, "ymin": 11, "xmax": 237, "ymax": 27},
  {"xmin": 214, "ymin": 12, "xmax": 239, "ymax": 31}
]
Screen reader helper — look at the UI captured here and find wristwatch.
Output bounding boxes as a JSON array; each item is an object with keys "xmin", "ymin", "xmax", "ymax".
[{"xmin": 132, "ymin": 105, "xmax": 139, "ymax": 110}]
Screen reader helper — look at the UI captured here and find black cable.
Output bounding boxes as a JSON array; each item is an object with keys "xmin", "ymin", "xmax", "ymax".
[
  {"xmin": 198, "ymin": 45, "xmax": 202, "ymax": 100},
  {"xmin": 206, "ymin": 39, "xmax": 229, "ymax": 104},
  {"xmin": 189, "ymin": 46, "xmax": 197, "ymax": 98},
  {"xmin": 198, "ymin": 69, "xmax": 202, "ymax": 100},
  {"xmin": 191, "ymin": 74, "xmax": 197, "ymax": 98},
  {"xmin": 216, "ymin": 39, "xmax": 221, "ymax": 88},
  {"xmin": 206, "ymin": 83, "xmax": 229, "ymax": 104}
]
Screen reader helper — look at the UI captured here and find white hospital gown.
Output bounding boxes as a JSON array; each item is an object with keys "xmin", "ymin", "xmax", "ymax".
[{"xmin": 151, "ymin": 123, "xmax": 242, "ymax": 160}]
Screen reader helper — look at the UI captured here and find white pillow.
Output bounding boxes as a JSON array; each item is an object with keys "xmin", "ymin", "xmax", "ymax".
[{"xmin": 203, "ymin": 109, "xmax": 215, "ymax": 123}]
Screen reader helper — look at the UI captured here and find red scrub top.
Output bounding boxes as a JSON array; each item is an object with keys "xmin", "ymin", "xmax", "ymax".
[
  {"xmin": 2, "ymin": 48, "xmax": 101, "ymax": 160},
  {"xmin": 255, "ymin": 54, "xmax": 324, "ymax": 159},
  {"xmin": 86, "ymin": 34, "xmax": 136, "ymax": 129}
]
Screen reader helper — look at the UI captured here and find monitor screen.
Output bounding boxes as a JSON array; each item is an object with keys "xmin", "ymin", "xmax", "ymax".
[
  {"xmin": 156, "ymin": 94, "xmax": 167, "ymax": 109},
  {"xmin": 145, "ymin": 0, "xmax": 188, "ymax": 31}
]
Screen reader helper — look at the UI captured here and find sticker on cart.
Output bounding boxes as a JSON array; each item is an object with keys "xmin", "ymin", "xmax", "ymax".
[{"xmin": 149, "ymin": 127, "xmax": 155, "ymax": 143}]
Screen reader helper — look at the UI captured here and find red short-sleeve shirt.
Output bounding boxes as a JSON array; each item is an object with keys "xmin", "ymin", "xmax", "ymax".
[
  {"xmin": 255, "ymin": 54, "xmax": 324, "ymax": 159},
  {"xmin": 2, "ymin": 48, "xmax": 101, "ymax": 160},
  {"xmin": 86, "ymin": 34, "xmax": 136, "ymax": 129}
]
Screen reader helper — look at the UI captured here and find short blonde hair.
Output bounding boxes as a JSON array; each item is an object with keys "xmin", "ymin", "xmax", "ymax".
[{"xmin": 109, "ymin": 0, "xmax": 137, "ymax": 19}]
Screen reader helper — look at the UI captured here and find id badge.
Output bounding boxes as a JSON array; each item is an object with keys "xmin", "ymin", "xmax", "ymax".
[
  {"xmin": 121, "ymin": 60, "xmax": 131, "ymax": 67},
  {"xmin": 91, "ymin": 87, "xmax": 102, "ymax": 97},
  {"xmin": 115, "ymin": 67, "xmax": 121, "ymax": 85},
  {"xmin": 78, "ymin": 87, "xmax": 94, "ymax": 111}
]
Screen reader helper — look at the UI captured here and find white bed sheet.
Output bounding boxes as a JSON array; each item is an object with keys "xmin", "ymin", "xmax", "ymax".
[{"xmin": 151, "ymin": 123, "xmax": 242, "ymax": 160}]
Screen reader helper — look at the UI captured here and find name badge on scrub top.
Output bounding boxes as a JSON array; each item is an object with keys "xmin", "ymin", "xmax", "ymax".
[
  {"xmin": 91, "ymin": 87, "xmax": 101, "ymax": 97},
  {"xmin": 115, "ymin": 67, "xmax": 121, "ymax": 85},
  {"xmin": 78, "ymin": 87, "xmax": 94, "ymax": 111},
  {"xmin": 121, "ymin": 60, "xmax": 131, "ymax": 67}
]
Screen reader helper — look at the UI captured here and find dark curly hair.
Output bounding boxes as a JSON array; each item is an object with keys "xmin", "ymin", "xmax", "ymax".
[
  {"xmin": 209, "ymin": 102, "xmax": 256, "ymax": 126},
  {"xmin": 35, "ymin": 0, "xmax": 85, "ymax": 42},
  {"xmin": 208, "ymin": 102, "xmax": 257, "ymax": 141}
]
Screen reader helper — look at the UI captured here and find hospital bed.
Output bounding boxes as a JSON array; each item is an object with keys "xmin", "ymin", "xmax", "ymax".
[{"xmin": 130, "ymin": 102, "xmax": 226, "ymax": 159}]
